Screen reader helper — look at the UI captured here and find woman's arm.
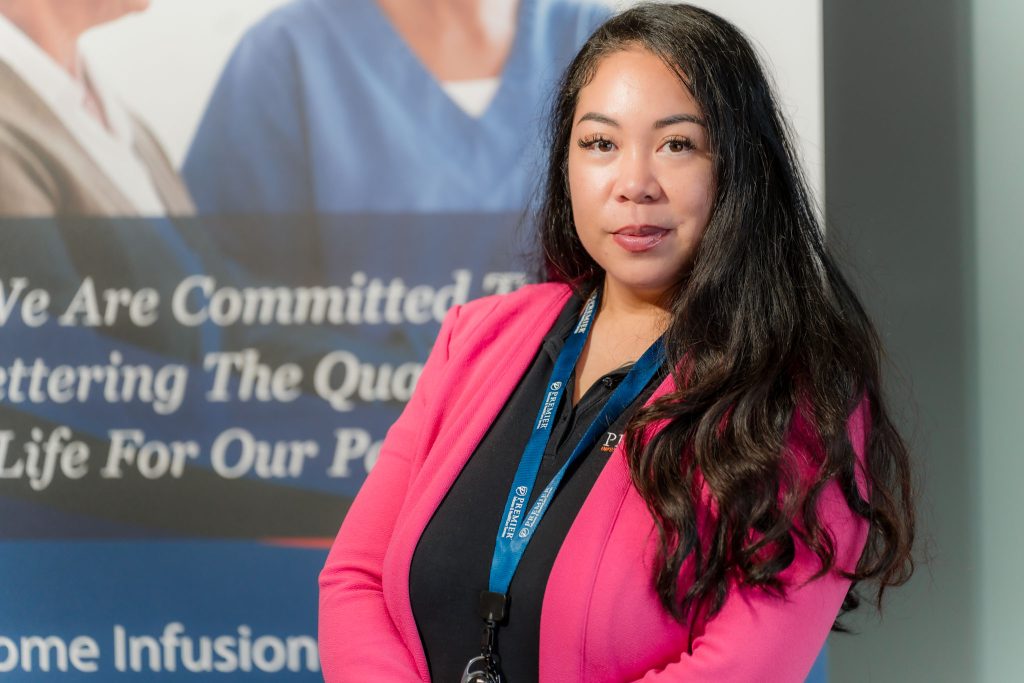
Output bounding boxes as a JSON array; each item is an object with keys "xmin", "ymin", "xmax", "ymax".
[
  {"xmin": 630, "ymin": 403, "xmax": 871, "ymax": 682},
  {"xmin": 630, "ymin": 527, "xmax": 864, "ymax": 681},
  {"xmin": 318, "ymin": 305, "xmax": 461, "ymax": 682}
]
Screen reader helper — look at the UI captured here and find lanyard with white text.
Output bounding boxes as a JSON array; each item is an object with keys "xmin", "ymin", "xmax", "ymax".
[
  {"xmin": 465, "ymin": 292, "xmax": 664, "ymax": 681},
  {"xmin": 481, "ymin": 290, "xmax": 664, "ymax": 620}
]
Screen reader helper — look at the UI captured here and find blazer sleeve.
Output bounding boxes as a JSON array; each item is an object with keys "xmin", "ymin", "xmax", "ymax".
[
  {"xmin": 318, "ymin": 304, "xmax": 461, "ymax": 682},
  {"xmin": 630, "ymin": 402, "xmax": 871, "ymax": 683}
]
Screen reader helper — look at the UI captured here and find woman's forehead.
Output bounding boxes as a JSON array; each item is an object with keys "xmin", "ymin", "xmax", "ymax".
[{"xmin": 573, "ymin": 49, "xmax": 702, "ymax": 126}]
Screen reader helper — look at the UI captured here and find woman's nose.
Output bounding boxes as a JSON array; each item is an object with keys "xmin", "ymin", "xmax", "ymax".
[{"xmin": 614, "ymin": 152, "xmax": 663, "ymax": 203}]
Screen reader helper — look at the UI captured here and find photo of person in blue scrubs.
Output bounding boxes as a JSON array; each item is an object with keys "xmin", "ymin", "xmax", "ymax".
[{"xmin": 183, "ymin": 0, "xmax": 611, "ymax": 214}]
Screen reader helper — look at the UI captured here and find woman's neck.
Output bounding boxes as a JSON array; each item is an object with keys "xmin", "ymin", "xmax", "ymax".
[
  {"xmin": 571, "ymin": 280, "xmax": 671, "ymax": 405},
  {"xmin": 375, "ymin": 0, "xmax": 519, "ymax": 80},
  {"xmin": 0, "ymin": 1, "xmax": 85, "ymax": 77},
  {"xmin": 596, "ymin": 279, "xmax": 672, "ymax": 341}
]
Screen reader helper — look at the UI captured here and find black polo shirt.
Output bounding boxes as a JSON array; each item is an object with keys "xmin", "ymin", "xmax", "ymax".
[{"xmin": 409, "ymin": 294, "xmax": 664, "ymax": 682}]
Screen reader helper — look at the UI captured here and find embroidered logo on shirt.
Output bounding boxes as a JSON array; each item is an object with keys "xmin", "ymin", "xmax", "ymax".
[{"xmin": 600, "ymin": 431, "xmax": 623, "ymax": 453}]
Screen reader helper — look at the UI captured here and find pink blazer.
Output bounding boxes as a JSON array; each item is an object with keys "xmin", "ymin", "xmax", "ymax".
[{"xmin": 318, "ymin": 283, "xmax": 868, "ymax": 682}]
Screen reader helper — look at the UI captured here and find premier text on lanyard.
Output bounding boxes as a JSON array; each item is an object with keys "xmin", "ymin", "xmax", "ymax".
[{"xmin": 461, "ymin": 291, "xmax": 665, "ymax": 683}]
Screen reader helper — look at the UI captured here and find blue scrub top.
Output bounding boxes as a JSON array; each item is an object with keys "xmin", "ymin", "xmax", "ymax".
[{"xmin": 184, "ymin": 0, "xmax": 611, "ymax": 214}]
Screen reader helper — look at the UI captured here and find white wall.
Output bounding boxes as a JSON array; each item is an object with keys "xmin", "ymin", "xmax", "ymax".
[
  {"xmin": 974, "ymin": 0, "xmax": 1024, "ymax": 679},
  {"xmin": 81, "ymin": 0, "xmax": 291, "ymax": 167}
]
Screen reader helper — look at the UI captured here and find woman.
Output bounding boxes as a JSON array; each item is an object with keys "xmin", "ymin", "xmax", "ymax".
[
  {"xmin": 319, "ymin": 4, "xmax": 915, "ymax": 682},
  {"xmin": 184, "ymin": 0, "xmax": 610, "ymax": 213},
  {"xmin": 0, "ymin": 0, "xmax": 193, "ymax": 215}
]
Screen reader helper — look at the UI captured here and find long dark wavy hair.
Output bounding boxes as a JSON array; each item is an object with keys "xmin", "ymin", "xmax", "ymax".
[{"xmin": 536, "ymin": 3, "xmax": 915, "ymax": 627}]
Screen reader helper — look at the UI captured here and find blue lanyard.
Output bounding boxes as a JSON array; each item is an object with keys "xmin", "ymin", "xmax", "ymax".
[{"xmin": 487, "ymin": 291, "xmax": 664, "ymax": 597}]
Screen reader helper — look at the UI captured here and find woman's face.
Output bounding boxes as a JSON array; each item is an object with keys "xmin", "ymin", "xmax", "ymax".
[{"xmin": 568, "ymin": 48, "xmax": 715, "ymax": 304}]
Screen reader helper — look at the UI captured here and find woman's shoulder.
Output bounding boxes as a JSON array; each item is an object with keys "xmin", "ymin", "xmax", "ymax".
[
  {"xmin": 458, "ymin": 281, "xmax": 571, "ymax": 321},
  {"xmin": 419, "ymin": 282, "xmax": 572, "ymax": 394},
  {"xmin": 438, "ymin": 280, "xmax": 577, "ymax": 356}
]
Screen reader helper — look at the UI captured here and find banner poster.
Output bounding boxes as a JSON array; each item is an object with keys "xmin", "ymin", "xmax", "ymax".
[
  {"xmin": 0, "ymin": 212, "xmax": 530, "ymax": 679},
  {"xmin": 0, "ymin": 1, "xmax": 826, "ymax": 681}
]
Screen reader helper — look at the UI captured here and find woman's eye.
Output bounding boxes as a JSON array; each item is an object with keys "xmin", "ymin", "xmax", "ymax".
[
  {"xmin": 664, "ymin": 137, "xmax": 695, "ymax": 153},
  {"xmin": 577, "ymin": 136, "xmax": 615, "ymax": 153}
]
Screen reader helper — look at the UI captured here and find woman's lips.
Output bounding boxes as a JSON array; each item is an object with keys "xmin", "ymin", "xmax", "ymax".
[{"xmin": 611, "ymin": 225, "xmax": 670, "ymax": 252}]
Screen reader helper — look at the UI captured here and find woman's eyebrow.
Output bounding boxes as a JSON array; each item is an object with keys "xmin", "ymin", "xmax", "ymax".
[
  {"xmin": 654, "ymin": 113, "xmax": 706, "ymax": 128},
  {"xmin": 575, "ymin": 112, "xmax": 707, "ymax": 127},
  {"xmin": 577, "ymin": 112, "xmax": 618, "ymax": 126}
]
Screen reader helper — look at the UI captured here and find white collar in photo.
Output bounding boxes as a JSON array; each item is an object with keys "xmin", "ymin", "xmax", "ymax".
[
  {"xmin": 440, "ymin": 77, "xmax": 501, "ymax": 118},
  {"xmin": 0, "ymin": 12, "xmax": 167, "ymax": 214}
]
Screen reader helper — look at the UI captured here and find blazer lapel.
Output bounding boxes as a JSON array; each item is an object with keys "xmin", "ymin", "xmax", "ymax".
[
  {"xmin": 385, "ymin": 284, "xmax": 573, "ymax": 679},
  {"xmin": 130, "ymin": 115, "xmax": 195, "ymax": 216},
  {"xmin": 540, "ymin": 371, "xmax": 679, "ymax": 681}
]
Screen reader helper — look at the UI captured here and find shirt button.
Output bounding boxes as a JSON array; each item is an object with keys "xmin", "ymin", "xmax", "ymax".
[{"xmin": 601, "ymin": 376, "xmax": 616, "ymax": 389}]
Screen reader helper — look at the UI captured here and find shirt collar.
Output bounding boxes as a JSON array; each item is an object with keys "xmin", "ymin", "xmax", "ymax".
[
  {"xmin": 0, "ymin": 12, "xmax": 170, "ymax": 214},
  {"xmin": 540, "ymin": 289, "xmax": 634, "ymax": 379},
  {"xmin": 0, "ymin": 13, "xmax": 134, "ymax": 146},
  {"xmin": 0, "ymin": 14, "xmax": 90, "ymax": 115},
  {"xmin": 541, "ymin": 290, "xmax": 587, "ymax": 361}
]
